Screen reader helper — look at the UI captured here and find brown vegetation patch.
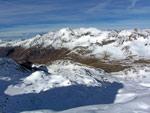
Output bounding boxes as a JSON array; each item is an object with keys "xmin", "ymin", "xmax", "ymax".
[
  {"xmin": 134, "ymin": 59, "xmax": 150, "ymax": 64},
  {"xmin": 69, "ymin": 54, "xmax": 130, "ymax": 72},
  {"xmin": 0, "ymin": 47, "xmax": 70, "ymax": 64}
]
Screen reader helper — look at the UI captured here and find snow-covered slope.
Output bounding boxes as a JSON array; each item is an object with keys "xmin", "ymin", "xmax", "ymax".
[
  {"xmin": 0, "ymin": 58, "xmax": 150, "ymax": 113},
  {"xmin": 4, "ymin": 60, "xmax": 106, "ymax": 96},
  {"xmin": 1, "ymin": 28, "xmax": 150, "ymax": 60},
  {"xmin": 21, "ymin": 62, "xmax": 150, "ymax": 113},
  {"xmin": 0, "ymin": 58, "xmax": 30, "ymax": 81},
  {"xmin": 0, "ymin": 58, "xmax": 111, "ymax": 113}
]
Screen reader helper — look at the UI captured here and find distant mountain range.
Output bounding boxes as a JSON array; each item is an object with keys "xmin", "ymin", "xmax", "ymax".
[{"xmin": 0, "ymin": 28, "xmax": 150, "ymax": 72}]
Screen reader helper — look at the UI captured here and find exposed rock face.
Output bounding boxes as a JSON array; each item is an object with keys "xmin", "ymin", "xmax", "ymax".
[{"xmin": 18, "ymin": 60, "xmax": 33, "ymax": 70}]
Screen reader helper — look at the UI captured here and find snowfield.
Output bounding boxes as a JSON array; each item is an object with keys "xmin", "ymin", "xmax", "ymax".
[{"xmin": 0, "ymin": 58, "xmax": 150, "ymax": 113}]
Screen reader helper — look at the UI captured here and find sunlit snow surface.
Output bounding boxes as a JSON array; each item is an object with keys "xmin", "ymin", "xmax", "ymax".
[
  {"xmin": 21, "ymin": 69, "xmax": 150, "ymax": 113},
  {"xmin": 0, "ymin": 58, "xmax": 150, "ymax": 113}
]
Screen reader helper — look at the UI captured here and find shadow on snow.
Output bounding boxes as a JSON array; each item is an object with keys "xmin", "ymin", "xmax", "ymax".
[{"xmin": 3, "ymin": 80, "xmax": 123, "ymax": 112}]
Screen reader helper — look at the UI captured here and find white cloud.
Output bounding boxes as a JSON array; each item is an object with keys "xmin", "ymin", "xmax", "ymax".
[
  {"xmin": 128, "ymin": 0, "xmax": 139, "ymax": 9},
  {"xmin": 85, "ymin": 1, "xmax": 109, "ymax": 13}
]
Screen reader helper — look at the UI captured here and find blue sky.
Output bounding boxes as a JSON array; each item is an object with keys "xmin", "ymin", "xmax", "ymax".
[{"xmin": 0, "ymin": 0, "xmax": 150, "ymax": 39}]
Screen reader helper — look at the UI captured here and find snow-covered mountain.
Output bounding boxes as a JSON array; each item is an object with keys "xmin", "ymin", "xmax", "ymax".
[
  {"xmin": 1, "ymin": 28, "xmax": 150, "ymax": 61},
  {"xmin": 1, "ymin": 28, "xmax": 150, "ymax": 113}
]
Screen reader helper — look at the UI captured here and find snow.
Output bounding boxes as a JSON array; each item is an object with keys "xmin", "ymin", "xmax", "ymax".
[
  {"xmin": 0, "ymin": 58, "xmax": 150, "ymax": 113},
  {"xmin": 56, "ymin": 76, "xmax": 150, "ymax": 113},
  {"xmin": 5, "ymin": 71, "xmax": 72, "ymax": 95},
  {"xmin": 1, "ymin": 27, "xmax": 150, "ymax": 113},
  {"xmin": 5, "ymin": 60, "xmax": 104, "ymax": 96},
  {"xmin": 114, "ymin": 93, "xmax": 137, "ymax": 103},
  {"xmin": 0, "ymin": 77, "xmax": 11, "ymax": 81},
  {"xmin": 0, "ymin": 58, "xmax": 29, "ymax": 80},
  {"xmin": 140, "ymin": 83, "xmax": 150, "ymax": 87},
  {"xmin": 92, "ymin": 42, "xmax": 125, "ymax": 60},
  {"xmin": 118, "ymin": 29, "xmax": 134, "ymax": 37},
  {"xmin": 111, "ymin": 65, "xmax": 150, "ymax": 82}
]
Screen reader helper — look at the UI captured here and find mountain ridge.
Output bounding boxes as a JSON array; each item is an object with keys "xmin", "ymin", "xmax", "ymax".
[{"xmin": 0, "ymin": 28, "xmax": 150, "ymax": 72}]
